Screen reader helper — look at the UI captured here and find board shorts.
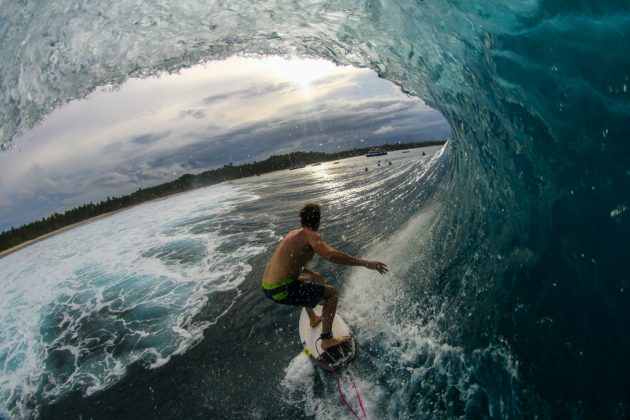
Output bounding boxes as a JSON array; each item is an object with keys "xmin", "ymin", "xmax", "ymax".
[{"xmin": 262, "ymin": 278, "xmax": 325, "ymax": 308}]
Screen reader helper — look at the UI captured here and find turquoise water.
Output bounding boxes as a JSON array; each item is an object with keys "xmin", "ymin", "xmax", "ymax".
[{"xmin": 1, "ymin": 1, "xmax": 629, "ymax": 418}]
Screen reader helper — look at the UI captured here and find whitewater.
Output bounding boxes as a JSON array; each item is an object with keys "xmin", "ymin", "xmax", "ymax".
[
  {"xmin": 0, "ymin": 183, "xmax": 274, "ymax": 416},
  {"xmin": 1, "ymin": 0, "xmax": 629, "ymax": 418}
]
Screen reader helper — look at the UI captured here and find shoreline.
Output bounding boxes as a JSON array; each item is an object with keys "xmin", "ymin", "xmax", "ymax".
[
  {"xmin": 0, "ymin": 190, "xmax": 193, "ymax": 259},
  {"xmin": 0, "ymin": 144, "xmax": 442, "ymax": 258},
  {"xmin": 0, "ymin": 211, "xmax": 119, "ymax": 259}
]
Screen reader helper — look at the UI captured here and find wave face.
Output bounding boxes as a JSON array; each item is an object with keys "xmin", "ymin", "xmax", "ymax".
[{"xmin": 1, "ymin": 0, "xmax": 629, "ymax": 417}]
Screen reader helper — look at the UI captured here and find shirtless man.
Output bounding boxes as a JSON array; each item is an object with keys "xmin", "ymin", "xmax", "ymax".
[{"xmin": 262, "ymin": 203, "xmax": 388, "ymax": 350}]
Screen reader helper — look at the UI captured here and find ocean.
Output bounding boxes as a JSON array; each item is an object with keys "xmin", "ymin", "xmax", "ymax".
[
  {"xmin": 2, "ymin": 148, "xmax": 457, "ymax": 418},
  {"xmin": 1, "ymin": 0, "xmax": 629, "ymax": 418}
]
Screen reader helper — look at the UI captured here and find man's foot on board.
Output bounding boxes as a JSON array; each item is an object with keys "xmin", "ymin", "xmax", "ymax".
[
  {"xmin": 321, "ymin": 335, "xmax": 351, "ymax": 351},
  {"xmin": 309, "ymin": 315, "xmax": 322, "ymax": 328}
]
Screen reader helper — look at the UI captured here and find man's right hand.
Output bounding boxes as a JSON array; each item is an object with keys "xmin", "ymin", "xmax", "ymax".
[{"xmin": 365, "ymin": 260, "xmax": 388, "ymax": 274}]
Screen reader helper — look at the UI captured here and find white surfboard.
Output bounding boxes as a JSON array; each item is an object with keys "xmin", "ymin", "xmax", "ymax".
[{"xmin": 298, "ymin": 305, "xmax": 356, "ymax": 371}]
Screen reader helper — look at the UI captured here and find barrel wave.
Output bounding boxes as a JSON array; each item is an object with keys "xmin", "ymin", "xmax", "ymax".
[{"xmin": 1, "ymin": 1, "xmax": 629, "ymax": 418}]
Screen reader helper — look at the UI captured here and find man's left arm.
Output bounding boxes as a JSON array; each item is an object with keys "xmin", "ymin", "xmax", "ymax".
[{"xmin": 307, "ymin": 230, "xmax": 388, "ymax": 274}]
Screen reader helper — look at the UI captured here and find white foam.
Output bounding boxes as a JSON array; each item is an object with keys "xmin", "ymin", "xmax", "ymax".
[
  {"xmin": 0, "ymin": 182, "xmax": 275, "ymax": 417},
  {"xmin": 282, "ymin": 352, "xmax": 384, "ymax": 419},
  {"xmin": 332, "ymin": 201, "xmax": 523, "ymax": 418}
]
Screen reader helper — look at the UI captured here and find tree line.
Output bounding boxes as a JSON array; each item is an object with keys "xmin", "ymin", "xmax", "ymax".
[{"xmin": 0, "ymin": 141, "xmax": 445, "ymax": 252}]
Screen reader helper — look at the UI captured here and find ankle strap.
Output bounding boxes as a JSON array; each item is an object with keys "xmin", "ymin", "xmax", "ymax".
[{"xmin": 320, "ymin": 331, "xmax": 333, "ymax": 340}]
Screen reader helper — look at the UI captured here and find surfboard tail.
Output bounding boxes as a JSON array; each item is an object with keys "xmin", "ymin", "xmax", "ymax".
[
  {"xmin": 315, "ymin": 339, "xmax": 356, "ymax": 370},
  {"xmin": 299, "ymin": 306, "xmax": 356, "ymax": 372}
]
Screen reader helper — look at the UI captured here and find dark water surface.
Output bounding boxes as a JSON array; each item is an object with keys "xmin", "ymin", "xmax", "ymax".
[{"xmin": 41, "ymin": 148, "xmax": 452, "ymax": 419}]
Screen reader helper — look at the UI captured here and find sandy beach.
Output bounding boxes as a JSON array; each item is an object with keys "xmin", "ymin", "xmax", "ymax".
[
  {"xmin": 0, "ymin": 188, "xmax": 199, "ymax": 259},
  {"xmin": 0, "ymin": 211, "xmax": 118, "ymax": 258}
]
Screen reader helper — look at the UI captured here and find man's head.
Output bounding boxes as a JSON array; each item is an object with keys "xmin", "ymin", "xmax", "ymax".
[{"xmin": 300, "ymin": 203, "xmax": 321, "ymax": 230}]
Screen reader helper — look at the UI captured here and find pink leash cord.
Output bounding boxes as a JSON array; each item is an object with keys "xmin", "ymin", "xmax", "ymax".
[
  {"xmin": 331, "ymin": 367, "xmax": 368, "ymax": 419},
  {"xmin": 316, "ymin": 336, "xmax": 368, "ymax": 419}
]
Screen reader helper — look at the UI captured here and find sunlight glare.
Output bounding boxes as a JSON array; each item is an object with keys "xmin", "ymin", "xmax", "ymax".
[{"xmin": 269, "ymin": 57, "xmax": 337, "ymax": 94}]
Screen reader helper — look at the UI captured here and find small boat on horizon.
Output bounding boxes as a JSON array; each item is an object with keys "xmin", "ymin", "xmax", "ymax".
[
  {"xmin": 366, "ymin": 147, "xmax": 387, "ymax": 157},
  {"xmin": 289, "ymin": 162, "xmax": 306, "ymax": 170}
]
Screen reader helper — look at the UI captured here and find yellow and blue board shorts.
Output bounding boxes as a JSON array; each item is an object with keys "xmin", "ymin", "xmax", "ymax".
[{"xmin": 262, "ymin": 279, "xmax": 325, "ymax": 308}]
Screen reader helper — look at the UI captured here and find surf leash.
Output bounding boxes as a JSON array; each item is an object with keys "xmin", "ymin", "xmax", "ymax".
[
  {"xmin": 332, "ymin": 367, "xmax": 367, "ymax": 419},
  {"xmin": 316, "ymin": 336, "xmax": 368, "ymax": 419}
]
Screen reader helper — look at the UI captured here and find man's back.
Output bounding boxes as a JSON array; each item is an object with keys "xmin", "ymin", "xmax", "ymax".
[{"xmin": 262, "ymin": 228, "xmax": 314, "ymax": 285}]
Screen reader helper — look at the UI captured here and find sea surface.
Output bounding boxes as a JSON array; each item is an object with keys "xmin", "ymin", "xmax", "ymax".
[
  {"xmin": 1, "ymin": 1, "xmax": 629, "ymax": 418},
  {"xmin": 2, "ymin": 148, "xmax": 455, "ymax": 418}
]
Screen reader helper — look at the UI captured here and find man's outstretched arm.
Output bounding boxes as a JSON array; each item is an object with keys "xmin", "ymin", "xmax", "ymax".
[{"xmin": 307, "ymin": 230, "xmax": 388, "ymax": 274}]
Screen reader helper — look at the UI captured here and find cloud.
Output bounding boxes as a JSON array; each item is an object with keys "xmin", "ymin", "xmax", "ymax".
[
  {"xmin": 27, "ymin": 162, "xmax": 45, "ymax": 175},
  {"xmin": 130, "ymin": 131, "xmax": 173, "ymax": 146},
  {"xmin": 202, "ymin": 81, "xmax": 295, "ymax": 105},
  {"xmin": 18, "ymin": 189, "xmax": 35, "ymax": 200},
  {"xmin": 311, "ymin": 72, "xmax": 355, "ymax": 88},
  {"xmin": 42, "ymin": 177, "xmax": 61, "ymax": 192},
  {"xmin": 373, "ymin": 125, "xmax": 396, "ymax": 135},
  {"xmin": 202, "ymin": 92, "xmax": 233, "ymax": 105},
  {"xmin": 0, "ymin": 57, "xmax": 452, "ymax": 231},
  {"xmin": 146, "ymin": 96, "xmax": 448, "ymax": 172},
  {"xmin": 88, "ymin": 172, "xmax": 133, "ymax": 189},
  {"xmin": 179, "ymin": 109, "xmax": 207, "ymax": 119}
]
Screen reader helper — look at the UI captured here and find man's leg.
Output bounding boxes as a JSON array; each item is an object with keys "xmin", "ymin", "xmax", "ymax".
[
  {"xmin": 320, "ymin": 284, "xmax": 350, "ymax": 350},
  {"xmin": 300, "ymin": 274, "xmax": 323, "ymax": 328},
  {"xmin": 305, "ymin": 307, "xmax": 322, "ymax": 328}
]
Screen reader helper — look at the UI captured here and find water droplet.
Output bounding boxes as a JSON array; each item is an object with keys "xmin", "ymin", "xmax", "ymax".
[{"xmin": 610, "ymin": 204, "xmax": 627, "ymax": 218}]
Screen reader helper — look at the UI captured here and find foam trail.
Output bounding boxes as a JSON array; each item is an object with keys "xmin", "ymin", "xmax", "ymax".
[
  {"xmin": 281, "ymin": 353, "xmax": 383, "ymax": 419},
  {"xmin": 0, "ymin": 183, "xmax": 275, "ymax": 417}
]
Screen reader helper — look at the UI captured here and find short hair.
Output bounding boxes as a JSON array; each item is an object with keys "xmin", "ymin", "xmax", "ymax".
[{"xmin": 300, "ymin": 203, "xmax": 321, "ymax": 229}]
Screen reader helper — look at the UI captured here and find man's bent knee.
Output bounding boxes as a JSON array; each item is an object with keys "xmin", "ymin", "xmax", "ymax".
[{"xmin": 322, "ymin": 284, "xmax": 338, "ymax": 300}]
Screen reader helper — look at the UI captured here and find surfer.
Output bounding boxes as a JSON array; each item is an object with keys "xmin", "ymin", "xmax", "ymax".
[{"xmin": 262, "ymin": 203, "xmax": 388, "ymax": 350}]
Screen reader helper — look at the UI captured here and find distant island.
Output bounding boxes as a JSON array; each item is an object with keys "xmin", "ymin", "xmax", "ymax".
[{"xmin": 0, "ymin": 141, "xmax": 445, "ymax": 253}]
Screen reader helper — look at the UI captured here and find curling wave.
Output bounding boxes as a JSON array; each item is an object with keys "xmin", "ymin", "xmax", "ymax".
[{"xmin": 1, "ymin": 1, "xmax": 629, "ymax": 417}]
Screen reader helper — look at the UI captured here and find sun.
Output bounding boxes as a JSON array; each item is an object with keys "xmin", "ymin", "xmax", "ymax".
[{"xmin": 270, "ymin": 57, "xmax": 337, "ymax": 94}]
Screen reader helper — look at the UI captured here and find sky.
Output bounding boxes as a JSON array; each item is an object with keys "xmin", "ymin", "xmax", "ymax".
[{"xmin": 0, "ymin": 56, "xmax": 451, "ymax": 231}]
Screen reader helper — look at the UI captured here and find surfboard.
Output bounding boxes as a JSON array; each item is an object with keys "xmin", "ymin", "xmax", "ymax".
[{"xmin": 298, "ymin": 305, "xmax": 356, "ymax": 372}]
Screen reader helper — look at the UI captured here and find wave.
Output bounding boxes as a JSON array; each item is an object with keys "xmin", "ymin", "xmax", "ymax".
[{"xmin": 2, "ymin": 0, "xmax": 629, "ymax": 417}]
